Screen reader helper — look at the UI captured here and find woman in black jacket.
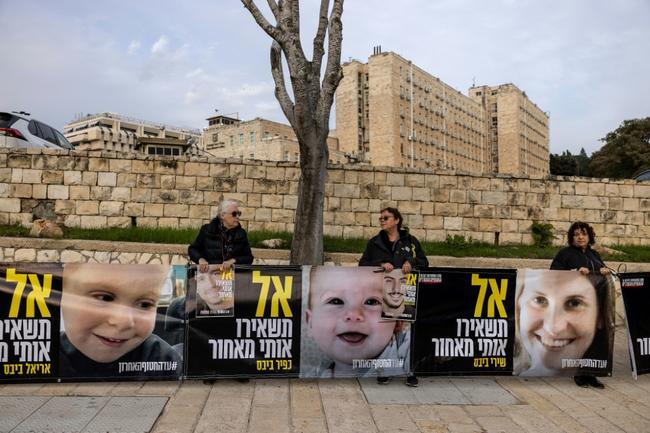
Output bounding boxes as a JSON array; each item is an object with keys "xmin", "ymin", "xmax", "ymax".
[
  {"xmin": 188, "ymin": 199, "xmax": 254, "ymax": 272},
  {"xmin": 360, "ymin": 207, "xmax": 428, "ymax": 387},
  {"xmin": 359, "ymin": 207, "xmax": 429, "ymax": 273},
  {"xmin": 550, "ymin": 221, "xmax": 610, "ymax": 389}
]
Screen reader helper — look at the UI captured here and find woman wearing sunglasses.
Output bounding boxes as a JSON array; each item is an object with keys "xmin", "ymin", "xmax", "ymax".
[
  {"xmin": 188, "ymin": 199, "xmax": 254, "ymax": 273},
  {"xmin": 359, "ymin": 206, "xmax": 428, "ymax": 387}
]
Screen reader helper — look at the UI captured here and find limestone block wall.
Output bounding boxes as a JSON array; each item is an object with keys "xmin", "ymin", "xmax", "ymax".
[{"xmin": 1, "ymin": 148, "xmax": 650, "ymax": 246}]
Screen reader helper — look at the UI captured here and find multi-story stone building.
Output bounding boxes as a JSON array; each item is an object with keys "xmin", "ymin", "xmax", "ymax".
[
  {"xmin": 64, "ymin": 112, "xmax": 203, "ymax": 156},
  {"xmin": 468, "ymin": 84, "xmax": 549, "ymax": 175},
  {"xmin": 202, "ymin": 115, "xmax": 347, "ymax": 164},
  {"xmin": 336, "ymin": 49, "xmax": 550, "ymax": 175}
]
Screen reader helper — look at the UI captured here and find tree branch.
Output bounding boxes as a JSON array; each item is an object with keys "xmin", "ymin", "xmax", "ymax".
[
  {"xmin": 270, "ymin": 41, "xmax": 296, "ymax": 126},
  {"xmin": 320, "ymin": 0, "xmax": 344, "ymax": 118},
  {"xmin": 312, "ymin": 0, "xmax": 330, "ymax": 72},
  {"xmin": 241, "ymin": 0, "xmax": 280, "ymax": 41},
  {"xmin": 266, "ymin": 0, "xmax": 280, "ymax": 20}
]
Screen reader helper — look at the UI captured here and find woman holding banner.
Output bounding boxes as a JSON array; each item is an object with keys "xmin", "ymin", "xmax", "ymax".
[
  {"xmin": 545, "ymin": 221, "xmax": 612, "ymax": 388},
  {"xmin": 188, "ymin": 199, "xmax": 254, "ymax": 272},
  {"xmin": 360, "ymin": 206, "xmax": 429, "ymax": 387}
]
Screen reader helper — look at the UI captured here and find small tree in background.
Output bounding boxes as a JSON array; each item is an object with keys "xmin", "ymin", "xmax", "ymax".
[
  {"xmin": 530, "ymin": 220, "xmax": 556, "ymax": 248},
  {"xmin": 589, "ymin": 117, "xmax": 650, "ymax": 179},
  {"xmin": 241, "ymin": 0, "xmax": 344, "ymax": 265}
]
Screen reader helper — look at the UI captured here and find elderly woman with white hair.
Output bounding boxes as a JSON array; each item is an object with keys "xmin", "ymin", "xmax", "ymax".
[{"xmin": 188, "ymin": 199, "xmax": 254, "ymax": 272}]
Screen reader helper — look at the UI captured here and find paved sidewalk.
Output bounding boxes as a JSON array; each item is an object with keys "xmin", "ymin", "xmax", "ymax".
[{"xmin": 1, "ymin": 324, "xmax": 649, "ymax": 433}]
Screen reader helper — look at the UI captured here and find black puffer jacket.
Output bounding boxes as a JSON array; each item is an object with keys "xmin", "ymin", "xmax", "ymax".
[
  {"xmin": 550, "ymin": 245, "xmax": 606, "ymax": 272},
  {"xmin": 188, "ymin": 217, "xmax": 253, "ymax": 265},
  {"xmin": 359, "ymin": 229, "xmax": 429, "ymax": 268}
]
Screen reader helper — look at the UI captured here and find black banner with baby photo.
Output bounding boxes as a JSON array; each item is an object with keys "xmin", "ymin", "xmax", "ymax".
[
  {"xmin": 620, "ymin": 272, "xmax": 650, "ymax": 378},
  {"xmin": 58, "ymin": 263, "xmax": 183, "ymax": 381},
  {"xmin": 513, "ymin": 269, "xmax": 614, "ymax": 377},
  {"xmin": 185, "ymin": 265, "xmax": 302, "ymax": 378},
  {"xmin": 0, "ymin": 263, "xmax": 61, "ymax": 383},
  {"xmin": 412, "ymin": 268, "xmax": 517, "ymax": 375},
  {"xmin": 0, "ymin": 263, "xmax": 183, "ymax": 383},
  {"xmin": 300, "ymin": 266, "xmax": 412, "ymax": 378}
]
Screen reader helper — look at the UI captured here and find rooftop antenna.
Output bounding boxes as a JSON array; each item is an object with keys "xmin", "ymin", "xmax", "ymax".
[{"xmin": 472, "ymin": 76, "xmax": 476, "ymax": 87}]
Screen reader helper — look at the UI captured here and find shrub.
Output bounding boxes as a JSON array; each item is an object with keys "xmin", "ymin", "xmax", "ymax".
[{"xmin": 530, "ymin": 221, "xmax": 556, "ymax": 248}]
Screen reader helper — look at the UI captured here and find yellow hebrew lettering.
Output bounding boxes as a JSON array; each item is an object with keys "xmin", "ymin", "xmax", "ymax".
[
  {"xmin": 253, "ymin": 272, "xmax": 293, "ymax": 317},
  {"xmin": 486, "ymin": 279, "xmax": 507, "ymax": 318},
  {"xmin": 6, "ymin": 269, "xmax": 27, "ymax": 318},
  {"xmin": 472, "ymin": 274, "xmax": 488, "ymax": 317},
  {"xmin": 472, "ymin": 274, "xmax": 508, "ymax": 318},
  {"xmin": 6, "ymin": 270, "xmax": 52, "ymax": 318},
  {"xmin": 270, "ymin": 275, "xmax": 293, "ymax": 317},
  {"xmin": 220, "ymin": 269, "xmax": 234, "ymax": 280},
  {"xmin": 253, "ymin": 271, "xmax": 271, "ymax": 316},
  {"xmin": 406, "ymin": 273, "xmax": 417, "ymax": 286}
]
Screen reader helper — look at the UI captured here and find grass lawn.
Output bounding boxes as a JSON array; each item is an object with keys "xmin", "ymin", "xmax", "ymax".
[{"xmin": 1, "ymin": 224, "xmax": 648, "ymax": 262}]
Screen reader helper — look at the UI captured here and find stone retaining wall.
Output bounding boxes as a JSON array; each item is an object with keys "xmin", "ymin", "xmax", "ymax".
[{"xmin": 2, "ymin": 148, "xmax": 650, "ymax": 245}]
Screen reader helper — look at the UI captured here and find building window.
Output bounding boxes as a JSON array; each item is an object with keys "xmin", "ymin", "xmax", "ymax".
[
  {"xmin": 212, "ymin": 133, "xmax": 219, "ymax": 143},
  {"xmin": 239, "ymin": 133, "xmax": 244, "ymax": 144},
  {"xmin": 230, "ymin": 135, "xmax": 234, "ymax": 145},
  {"xmin": 250, "ymin": 131, "xmax": 256, "ymax": 144}
]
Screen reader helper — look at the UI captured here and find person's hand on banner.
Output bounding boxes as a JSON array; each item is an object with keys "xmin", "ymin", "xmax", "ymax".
[
  {"xmin": 198, "ymin": 258, "xmax": 209, "ymax": 273},
  {"xmin": 381, "ymin": 262, "xmax": 394, "ymax": 272},
  {"xmin": 599, "ymin": 267, "xmax": 610, "ymax": 275},
  {"xmin": 220, "ymin": 258, "xmax": 236, "ymax": 271},
  {"xmin": 402, "ymin": 261, "xmax": 412, "ymax": 274}
]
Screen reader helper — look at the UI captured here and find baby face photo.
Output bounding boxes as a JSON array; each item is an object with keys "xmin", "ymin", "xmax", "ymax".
[
  {"xmin": 61, "ymin": 263, "xmax": 169, "ymax": 363},
  {"xmin": 514, "ymin": 269, "xmax": 614, "ymax": 376},
  {"xmin": 302, "ymin": 267, "xmax": 410, "ymax": 377}
]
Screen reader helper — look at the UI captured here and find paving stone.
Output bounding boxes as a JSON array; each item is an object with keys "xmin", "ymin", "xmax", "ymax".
[
  {"xmin": 82, "ymin": 396, "xmax": 167, "ymax": 433},
  {"xmin": 370, "ymin": 404, "xmax": 419, "ymax": 432},
  {"xmin": 0, "ymin": 396, "xmax": 49, "ymax": 432},
  {"xmin": 194, "ymin": 380, "xmax": 253, "ymax": 433},
  {"xmin": 474, "ymin": 415, "xmax": 524, "ymax": 433},
  {"xmin": 415, "ymin": 379, "xmax": 470, "ymax": 405},
  {"xmin": 360, "ymin": 378, "xmax": 419, "ymax": 404},
  {"xmin": 453, "ymin": 378, "xmax": 520, "ymax": 405},
  {"xmin": 151, "ymin": 381, "xmax": 210, "ymax": 433},
  {"xmin": 11, "ymin": 396, "xmax": 109, "ymax": 433},
  {"xmin": 503, "ymin": 405, "xmax": 565, "ymax": 433},
  {"xmin": 320, "ymin": 380, "xmax": 378, "ymax": 433},
  {"xmin": 249, "ymin": 404, "xmax": 290, "ymax": 433},
  {"xmin": 291, "ymin": 379, "xmax": 326, "ymax": 419}
]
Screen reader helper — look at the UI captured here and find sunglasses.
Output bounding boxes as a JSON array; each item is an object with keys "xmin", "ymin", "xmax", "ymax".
[
  {"xmin": 378, "ymin": 216, "xmax": 393, "ymax": 222},
  {"xmin": 227, "ymin": 211, "xmax": 242, "ymax": 217}
]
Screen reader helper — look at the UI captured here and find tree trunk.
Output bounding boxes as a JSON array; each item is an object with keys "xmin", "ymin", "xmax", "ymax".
[{"xmin": 241, "ymin": 0, "xmax": 343, "ymax": 265}]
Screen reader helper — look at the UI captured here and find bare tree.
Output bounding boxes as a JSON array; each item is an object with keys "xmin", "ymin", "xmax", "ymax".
[{"xmin": 241, "ymin": 0, "xmax": 344, "ymax": 265}]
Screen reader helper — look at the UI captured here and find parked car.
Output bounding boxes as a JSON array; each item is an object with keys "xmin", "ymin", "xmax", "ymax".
[
  {"xmin": 634, "ymin": 169, "xmax": 650, "ymax": 181},
  {"xmin": 0, "ymin": 111, "xmax": 74, "ymax": 150}
]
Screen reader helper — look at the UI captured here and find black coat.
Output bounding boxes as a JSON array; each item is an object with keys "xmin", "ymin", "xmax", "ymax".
[
  {"xmin": 359, "ymin": 229, "xmax": 429, "ymax": 268},
  {"xmin": 550, "ymin": 245, "xmax": 606, "ymax": 272},
  {"xmin": 188, "ymin": 217, "xmax": 253, "ymax": 265}
]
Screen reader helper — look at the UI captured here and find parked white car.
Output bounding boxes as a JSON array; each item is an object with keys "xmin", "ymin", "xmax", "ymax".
[{"xmin": 0, "ymin": 111, "xmax": 74, "ymax": 149}]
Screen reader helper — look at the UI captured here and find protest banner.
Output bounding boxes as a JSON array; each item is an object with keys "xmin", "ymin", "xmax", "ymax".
[
  {"xmin": 300, "ymin": 266, "xmax": 411, "ymax": 378},
  {"xmin": 513, "ymin": 269, "xmax": 614, "ymax": 377},
  {"xmin": 0, "ymin": 264, "xmax": 61, "ymax": 382},
  {"xmin": 620, "ymin": 272, "xmax": 650, "ymax": 378},
  {"xmin": 413, "ymin": 268, "xmax": 516, "ymax": 375},
  {"xmin": 185, "ymin": 265, "xmax": 301, "ymax": 378}
]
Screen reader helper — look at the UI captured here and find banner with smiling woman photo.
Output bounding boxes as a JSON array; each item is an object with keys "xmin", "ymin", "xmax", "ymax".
[{"xmin": 513, "ymin": 269, "xmax": 615, "ymax": 377}]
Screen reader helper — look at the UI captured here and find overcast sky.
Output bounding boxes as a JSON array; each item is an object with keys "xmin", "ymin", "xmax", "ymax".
[{"xmin": 1, "ymin": 0, "xmax": 648, "ymax": 155}]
